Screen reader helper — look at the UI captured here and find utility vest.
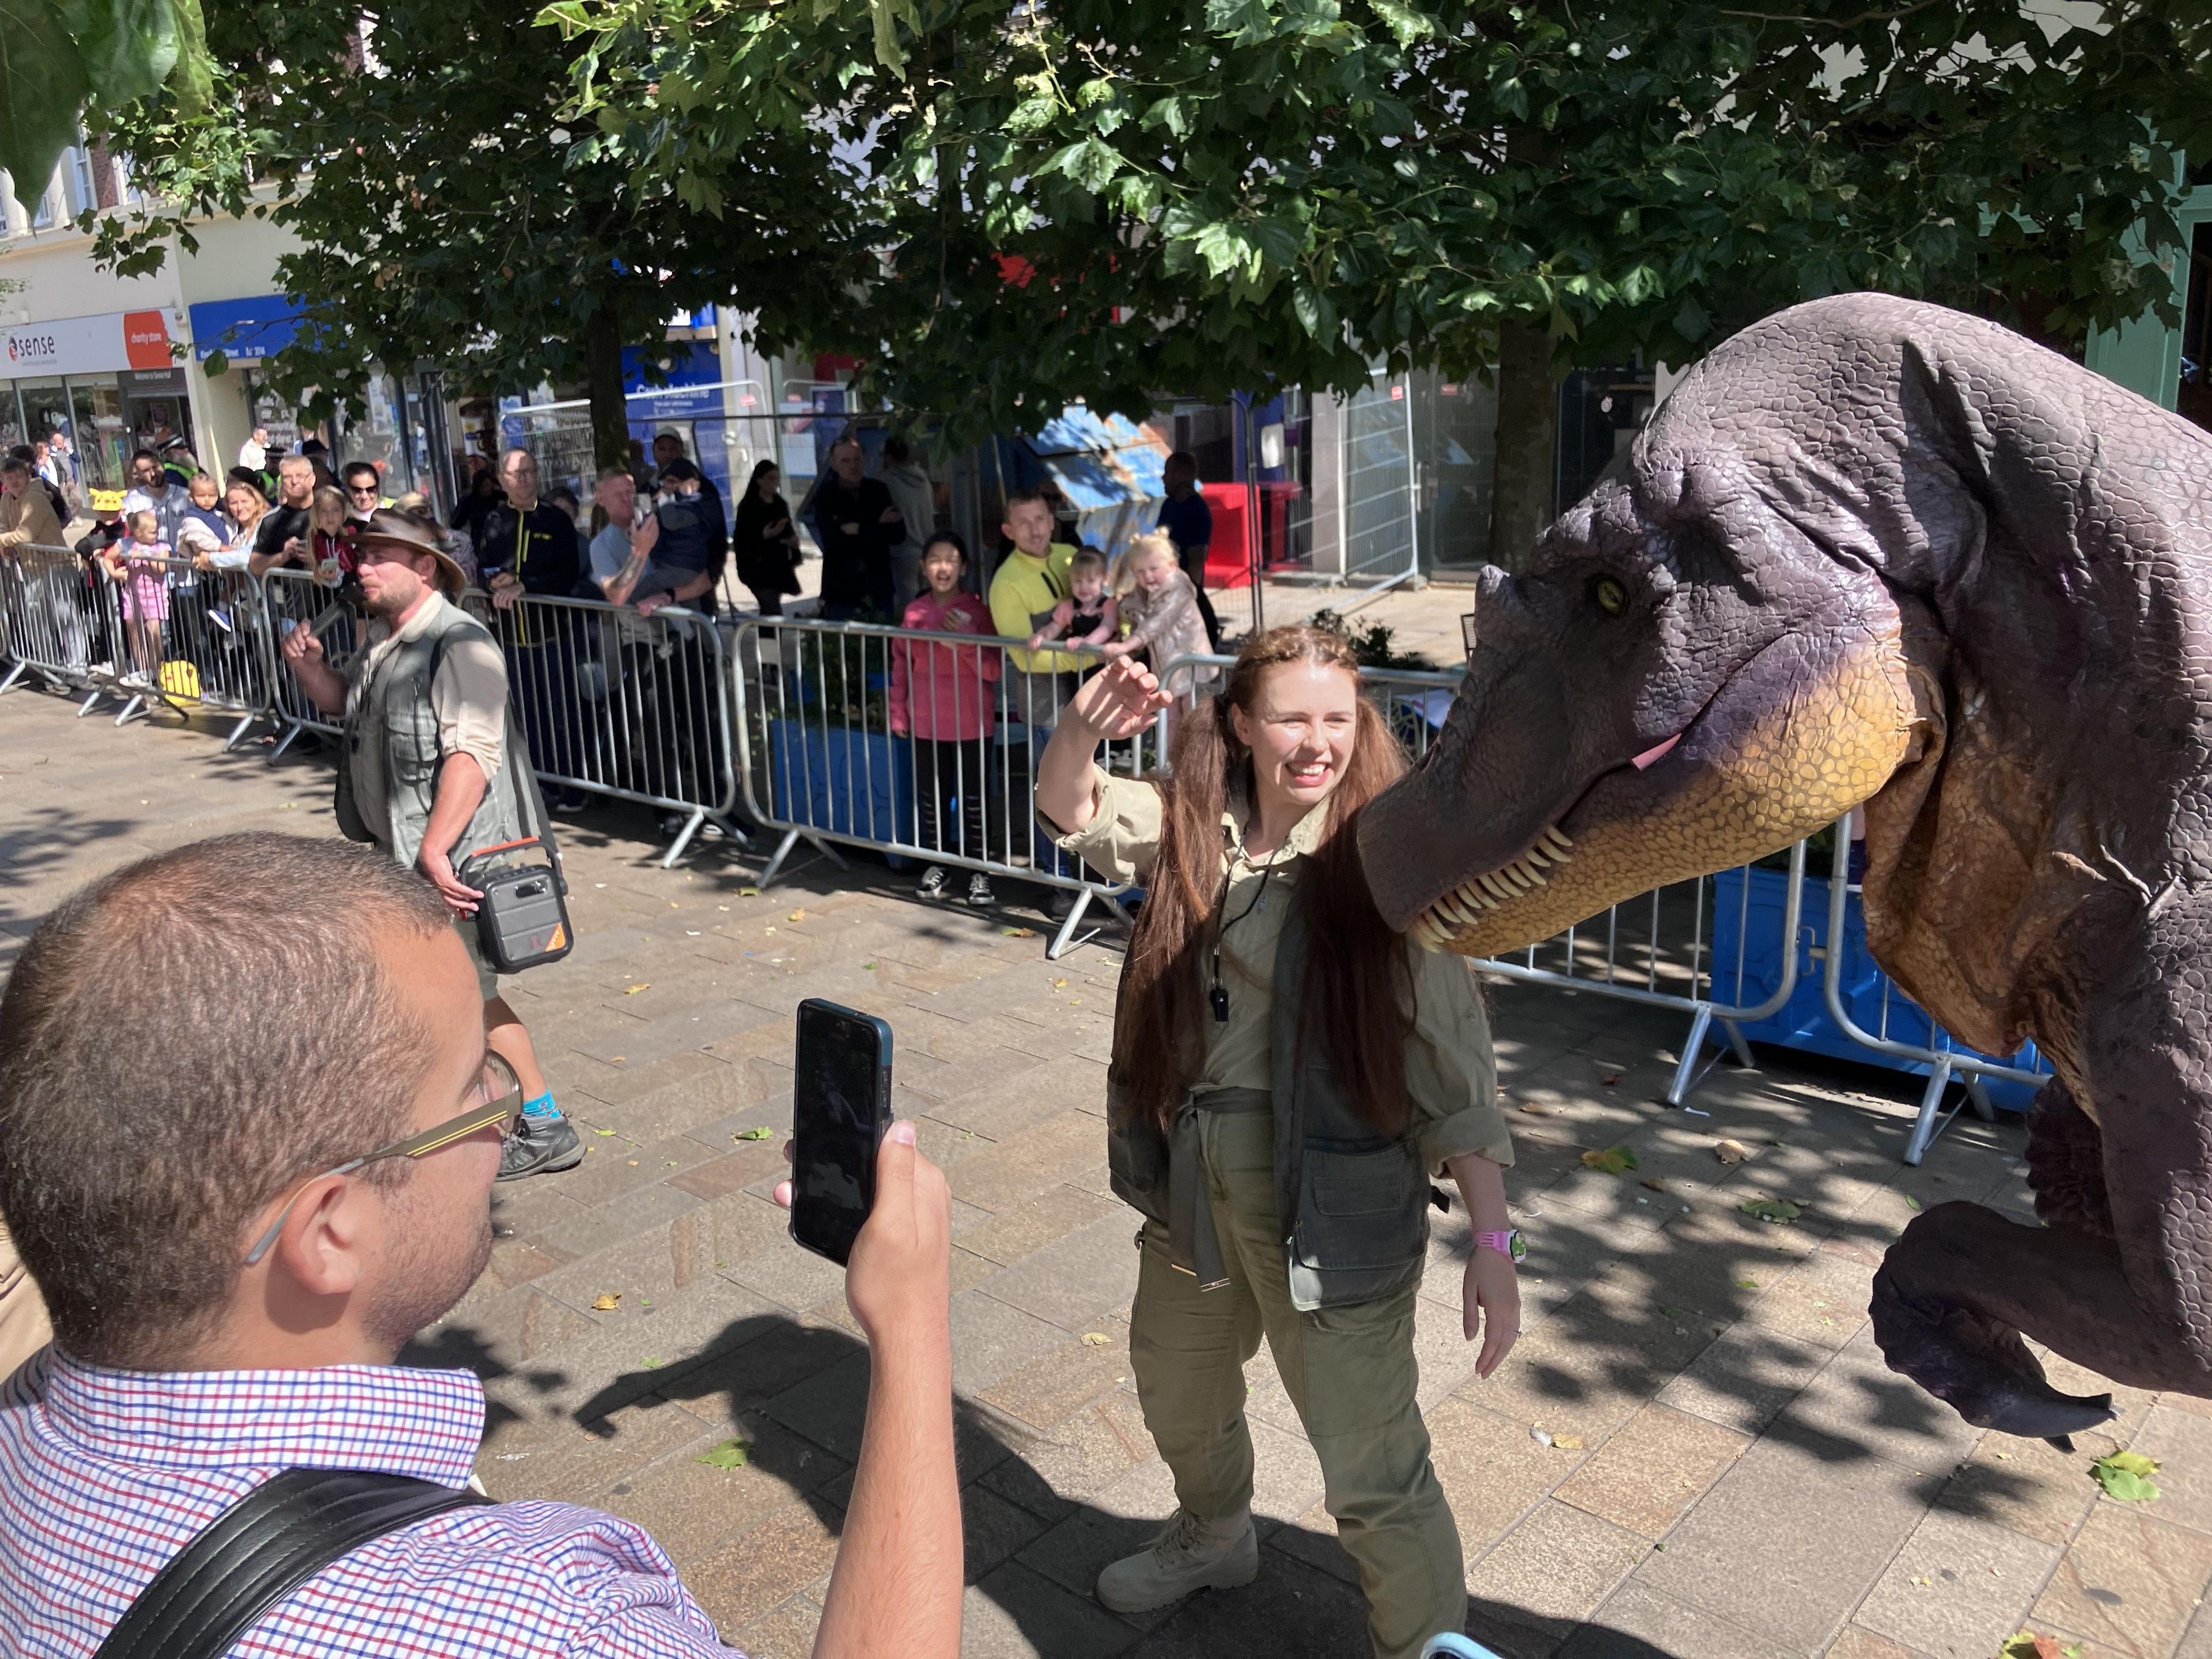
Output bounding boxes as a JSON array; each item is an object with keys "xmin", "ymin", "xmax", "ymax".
[
  {"xmin": 1106, "ymin": 896, "xmax": 1433, "ymax": 1312},
  {"xmin": 335, "ymin": 600, "xmax": 527, "ymax": 872}
]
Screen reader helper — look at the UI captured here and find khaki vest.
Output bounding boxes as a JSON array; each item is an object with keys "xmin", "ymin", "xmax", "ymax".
[
  {"xmin": 336, "ymin": 603, "xmax": 526, "ymax": 870},
  {"xmin": 1107, "ymin": 896, "xmax": 1433, "ymax": 1312}
]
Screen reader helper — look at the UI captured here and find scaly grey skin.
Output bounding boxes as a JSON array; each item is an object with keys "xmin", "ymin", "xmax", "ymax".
[{"xmin": 1360, "ymin": 293, "xmax": 2212, "ymax": 1444}]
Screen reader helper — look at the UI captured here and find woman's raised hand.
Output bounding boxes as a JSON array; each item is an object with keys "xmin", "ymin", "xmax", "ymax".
[{"xmin": 1069, "ymin": 656, "xmax": 1171, "ymax": 741}]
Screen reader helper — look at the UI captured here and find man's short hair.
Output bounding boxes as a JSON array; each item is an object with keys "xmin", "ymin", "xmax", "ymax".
[
  {"xmin": 131, "ymin": 447, "xmax": 160, "ymax": 466},
  {"xmin": 1164, "ymin": 450, "xmax": 1199, "ymax": 476},
  {"xmin": 1, "ymin": 458, "xmax": 29, "ymax": 482},
  {"xmin": 342, "ymin": 461, "xmax": 380, "ymax": 487},
  {"xmin": 828, "ymin": 435, "xmax": 862, "ymax": 457},
  {"xmin": 277, "ymin": 453, "xmax": 314, "ymax": 474},
  {"xmin": 0, "ymin": 835, "xmax": 454, "ymax": 1368},
  {"xmin": 1003, "ymin": 489, "xmax": 1052, "ymax": 516},
  {"xmin": 7, "ymin": 444, "xmax": 33, "ymax": 464},
  {"xmin": 499, "ymin": 446, "xmax": 536, "ymax": 471}
]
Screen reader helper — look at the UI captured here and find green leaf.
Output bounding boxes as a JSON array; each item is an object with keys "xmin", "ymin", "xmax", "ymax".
[
  {"xmin": 733, "ymin": 1126, "xmax": 775, "ymax": 1141},
  {"xmin": 1367, "ymin": 0, "xmax": 1435, "ymax": 47},
  {"xmin": 0, "ymin": 0, "xmax": 93, "ymax": 215},
  {"xmin": 696, "ymin": 1437, "xmax": 751, "ymax": 1470},
  {"xmin": 868, "ymin": 0, "xmax": 908, "ymax": 72},
  {"xmin": 1581, "ymin": 1145, "xmax": 1638, "ymax": 1176},
  {"xmin": 70, "ymin": 0, "xmax": 183, "ymax": 104},
  {"xmin": 1739, "ymin": 1198, "xmax": 1802, "ymax": 1224},
  {"xmin": 2092, "ymin": 1450, "xmax": 2161, "ymax": 1502}
]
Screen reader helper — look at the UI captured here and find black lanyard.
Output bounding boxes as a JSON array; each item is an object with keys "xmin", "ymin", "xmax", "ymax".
[{"xmin": 1209, "ymin": 834, "xmax": 1289, "ymax": 1024}]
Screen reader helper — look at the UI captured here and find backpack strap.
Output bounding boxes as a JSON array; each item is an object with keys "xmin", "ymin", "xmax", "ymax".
[{"xmin": 93, "ymin": 1467, "xmax": 492, "ymax": 1659}]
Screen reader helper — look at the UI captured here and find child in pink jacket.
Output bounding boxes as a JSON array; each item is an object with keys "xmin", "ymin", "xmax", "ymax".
[{"xmin": 889, "ymin": 531, "xmax": 1002, "ymax": 903}]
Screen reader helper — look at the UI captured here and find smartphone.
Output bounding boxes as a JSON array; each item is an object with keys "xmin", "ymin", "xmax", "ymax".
[{"xmin": 789, "ymin": 998, "xmax": 895, "ymax": 1266}]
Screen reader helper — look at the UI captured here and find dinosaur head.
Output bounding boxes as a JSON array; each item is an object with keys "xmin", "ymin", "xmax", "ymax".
[{"xmin": 1361, "ymin": 416, "xmax": 1921, "ymax": 955}]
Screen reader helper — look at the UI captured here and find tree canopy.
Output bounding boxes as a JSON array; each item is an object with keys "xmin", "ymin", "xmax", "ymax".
[{"xmin": 66, "ymin": 0, "xmax": 855, "ymax": 463}]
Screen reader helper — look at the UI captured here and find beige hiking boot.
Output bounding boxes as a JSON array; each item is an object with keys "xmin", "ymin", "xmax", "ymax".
[{"xmin": 1095, "ymin": 1508, "xmax": 1260, "ymax": 1612}]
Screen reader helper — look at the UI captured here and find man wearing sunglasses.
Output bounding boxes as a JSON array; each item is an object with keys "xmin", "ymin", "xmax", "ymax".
[{"xmin": 0, "ymin": 834, "xmax": 964, "ymax": 1658}]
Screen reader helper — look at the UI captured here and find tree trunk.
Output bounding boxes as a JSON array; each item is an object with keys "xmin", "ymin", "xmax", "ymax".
[
  {"xmin": 1487, "ymin": 321, "xmax": 1559, "ymax": 573},
  {"xmin": 583, "ymin": 298, "xmax": 630, "ymax": 472}
]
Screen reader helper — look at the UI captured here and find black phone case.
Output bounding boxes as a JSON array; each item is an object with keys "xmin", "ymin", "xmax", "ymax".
[{"xmin": 789, "ymin": 998, "xmax": 895, "ymax": 1266}]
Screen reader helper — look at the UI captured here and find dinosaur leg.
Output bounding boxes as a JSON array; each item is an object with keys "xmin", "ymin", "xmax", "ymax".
[
  {"xmin": 1874, "ymin": 912, "xmax": 2212, "ymax": 1440},
  {"xmin": 2023, "ymin": 1077, "xmax": 2113, "ymax": 1239}
]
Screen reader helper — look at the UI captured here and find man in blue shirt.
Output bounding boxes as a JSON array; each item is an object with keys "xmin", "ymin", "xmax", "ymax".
[{"xmin": 1153, "ymin": 450, "xmax": 1221, "ymax": 650}]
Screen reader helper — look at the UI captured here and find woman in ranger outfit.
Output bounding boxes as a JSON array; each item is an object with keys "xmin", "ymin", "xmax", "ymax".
[{"xmin": 1036, "ymin": 626, "xmax": 1520, "ymax": 1659}]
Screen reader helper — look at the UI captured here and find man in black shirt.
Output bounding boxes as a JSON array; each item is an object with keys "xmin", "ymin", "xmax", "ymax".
[
  {"xmin": 651, "ymin": 431, "xmax": 724, "ymax": 542},
  {"xmin": 478, "ymin": 448, "xmax": 582, "ymax": 599},
  {"xmin": 810, "ymin": 437, "xmax": 903, "ymax": 620},
  {"xmin": 248, "ymin": 454, "xmax": 319, "ymax": 578},
  {"xmin": 478, "ymin": 447, "xmax": 586, "ymax": 804}
]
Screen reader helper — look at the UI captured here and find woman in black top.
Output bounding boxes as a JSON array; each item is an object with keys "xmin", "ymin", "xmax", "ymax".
[{"xmin": 731, "ymin": 460, "xmax": 801, "ymax": 616}]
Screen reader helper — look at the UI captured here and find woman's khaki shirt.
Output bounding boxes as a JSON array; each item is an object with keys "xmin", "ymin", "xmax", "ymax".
[{"xmin": 1052, "ymin": 766, "xmax": 1514, "ymax": 1174}]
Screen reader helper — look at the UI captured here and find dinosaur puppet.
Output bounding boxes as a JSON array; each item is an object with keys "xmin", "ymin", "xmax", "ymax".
[{"xmin": 1358, "ymin": 292, "xmax": 2212, "ymax": 1444}]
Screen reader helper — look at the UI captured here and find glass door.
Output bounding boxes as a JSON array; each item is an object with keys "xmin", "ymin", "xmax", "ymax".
[{"xmin": 67, "ymin": 378, "xmax": 130, "ymax": 495}]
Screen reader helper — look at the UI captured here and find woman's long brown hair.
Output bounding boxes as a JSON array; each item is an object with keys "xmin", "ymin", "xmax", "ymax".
[{"xmin": 1112, "ymin": 625, "xmax": 1416, "ymax": 1135}]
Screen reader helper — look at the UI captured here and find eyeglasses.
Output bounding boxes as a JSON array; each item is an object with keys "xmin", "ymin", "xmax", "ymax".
[{"xmin": 241, "ymin": 1054, "xmax": 522, "ymax": 1266}]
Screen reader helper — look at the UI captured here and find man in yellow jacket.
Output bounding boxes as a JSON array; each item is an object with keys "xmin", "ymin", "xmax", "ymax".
[{"xmin": 988, "ymin": 491, "xmax": 1087, "ymax": 908}]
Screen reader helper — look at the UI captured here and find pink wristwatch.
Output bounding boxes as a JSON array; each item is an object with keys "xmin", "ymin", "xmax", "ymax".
[{"xmin": 1474, "ymin": 1229, "xmax": 1527, "ymax": 1263}]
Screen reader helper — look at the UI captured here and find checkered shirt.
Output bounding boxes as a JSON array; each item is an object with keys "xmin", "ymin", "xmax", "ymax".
[{"xmin": 0, "ymin": 1348, "xmax": 740, "ymax": 1657}]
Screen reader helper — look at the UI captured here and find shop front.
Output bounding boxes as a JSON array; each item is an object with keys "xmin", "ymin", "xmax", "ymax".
[{"xmin": 0, "ymin": 308, "xmax": 191, "ymax": 494}]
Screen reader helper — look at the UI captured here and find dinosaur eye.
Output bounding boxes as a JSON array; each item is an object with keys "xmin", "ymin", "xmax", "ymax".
[{"xmin": 1592, "ymin": 577, "xmax": 1627, "ymax": 615}]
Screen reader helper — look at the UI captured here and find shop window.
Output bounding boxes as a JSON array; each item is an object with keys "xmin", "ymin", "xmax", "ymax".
[{"xmin": 1555, "ymin": 365, "xmax": 1655, "ymax": 513}]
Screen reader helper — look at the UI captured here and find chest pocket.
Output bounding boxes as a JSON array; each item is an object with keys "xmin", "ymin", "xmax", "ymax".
[{"xmin": 1293, "ymin": 1134, "xmax": 1429, "ymax": 1274}]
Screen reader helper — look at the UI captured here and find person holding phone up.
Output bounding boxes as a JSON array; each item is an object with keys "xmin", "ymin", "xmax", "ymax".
[{"xmin": 1035, "ymin": 629, "xmax": 1521, "ymax": 1659}]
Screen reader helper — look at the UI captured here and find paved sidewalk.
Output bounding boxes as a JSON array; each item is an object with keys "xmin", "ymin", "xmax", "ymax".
[{"xmin": 3, "ymin": 684, "xmax": 2209, "ymax": 1659}]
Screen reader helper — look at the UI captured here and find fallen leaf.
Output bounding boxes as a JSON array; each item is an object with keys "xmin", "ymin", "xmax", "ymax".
[
  {"xmin": 1904, "ymin": 1194, "xmax": 1922, "ymax": 1211},
  {"xmin": 740, "ymin": 886, "xmax": 760, "ymax": 897},
  {"xmin": 1641, "ymin": 1177, "xmax": 1667, "ymax": 1193},
  {"xmin": 1081, "ymin": 1332, "xmax": 1111, "ymax": 1347},
  {"xmin": 592, "ymin": 1128, "xmax": 618, "ymax": 1137},
  {"xmin": 669, "ymin": 900, "xmax": 679, "ymax": 909},
  {"xmin": 1002, "ymin": 926, "xmax": 1037, "ymax": 938},
  {"xmin": 734, "ymin": 1126, "xmax": 775, "ymax": 1142},
  {"xmin": 787, "ymin": 909, "xmax": 806, "ymax": 922},
  {"xmin": 1713, "ymin": 1139, "xmax": 1753, "ymax": 1165},
  {"xmin": 718, "ymin": 904, "xmax": 730, "ymax": 911},
  {"xmin": 641, "ymin": 1357, "xmax": 664, "ymax": 1369},
  {"xmin": 1518, "ymin": 1100, "xmax": 1554, "ymax": 1116},
  {"xmin": 1529, "ymin": 1427, "xmax": 1554, "ymax": 1447},
  {"xmin": 1052, "ymin": 977, "xmax": 1069, "ymax": 990},
  {"xmin": 2093, "ymin": 1449, "xmax": 2162, "ymax": 1502},
  {"xmin": 1734, "ymin": 1278, "xmax": 1761, "ymax": 1290},
  {"xmin": 1581, "ymin": 1145, "xmax": 1639, "ymax": 1176},
  {"xmin": 1739, "ymin": 1198, "xmax": 1802, "ymax": 1224},
  {"xmin": 591, "ymin": 1293, "xmax": 620, "ymax": 1310},
  {"xmin": 863, "ymin": 961, "xmax": 877, "ymax": 969},
  {"xmin": 611, "ymin": 1056, "xmax": 626, "ymax": 1063},
  {"xmin": 624, "ymin": 983, "xmax": 652, "ymax": 995},
  {"xmin": 1552, "ymin": 1433, "xmax": 1585, "ymax": 1450},
  {"xmin": 1998, "ymin": 1634, "xmax": 2079, "ymax": 1659},
  {"xmin": 696, "ymin": 1438, "xmax": 751, "ymax": 1470}
]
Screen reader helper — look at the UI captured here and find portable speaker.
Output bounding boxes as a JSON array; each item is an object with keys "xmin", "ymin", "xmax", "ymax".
[{"xmin": 458, "ymin": 836, "xmax": 573, "ymax": 972}]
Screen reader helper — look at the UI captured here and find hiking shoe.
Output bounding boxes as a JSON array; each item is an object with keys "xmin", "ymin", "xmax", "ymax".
[
  {"xmin": 497, "ymin": 1112, "xmax": 585, "ymax": 1181},
  {"xmin": 1096, "ymin": 1509, "xmax": 1258, "ymax": 1613},
  {"xmin": 917, "ymin": 865, "xmax": 948, "ymax": 899},
  {"xmin": 966, "ymin": 872, "xmax": 995, "ymax": 906}
]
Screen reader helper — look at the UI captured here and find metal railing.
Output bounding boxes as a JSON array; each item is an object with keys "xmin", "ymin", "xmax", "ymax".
[
  {"xmin": 464, "ymin": 589, "xmax": 748, "ymax": 868},
  {"xmin": 729, "ymin": 615, "xmax": 1154, "ymax": 960},
  {"xmin": 260, "ymin": 567, "xmax": 359, "ymax": 754},
  {"xmin": 1816, "ymin": 816, "xmax": 2052, "ymax": 1164}
]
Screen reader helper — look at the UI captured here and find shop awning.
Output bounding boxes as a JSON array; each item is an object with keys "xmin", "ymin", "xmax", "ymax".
[{"xmin": 187, "ymin": 295, "xmax": 313, "ymax": 362}]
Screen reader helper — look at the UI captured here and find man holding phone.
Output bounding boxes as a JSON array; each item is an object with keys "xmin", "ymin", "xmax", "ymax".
[{"xmin": 0, "ymin": 834, "xmax": 965, "ymax": 1658}]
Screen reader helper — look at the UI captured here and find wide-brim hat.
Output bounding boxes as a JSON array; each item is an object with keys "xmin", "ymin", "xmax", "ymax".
[{"xmin": 353, "ymin": 508, "xmax": 468, "ymax": 599}]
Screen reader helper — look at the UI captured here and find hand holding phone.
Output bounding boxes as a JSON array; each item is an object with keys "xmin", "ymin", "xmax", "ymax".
[{"xmin": 788, "ymin": 998, "xmax": 895, "ymax": 1266}]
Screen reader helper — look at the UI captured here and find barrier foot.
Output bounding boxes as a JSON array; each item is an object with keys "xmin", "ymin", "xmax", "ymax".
[
  {"xmin": 220, "ymin": 713, "xmax": 257, "ymax": 752},
  {"xmin": 1964, "ymin": 1074, "xmax": 1998, "ymax": 1123},
  {"xmin": 77, "ymin": 687, "xmax": 105, "ymax": 717},
  {"xmin": 0, "ymin": 661, "xmax": 24, "ymax": 696},
  {"xmin": 1902, "ymin": 1055, "xmax": 1960, "ymax": 1166},
  {"xmin": 266, "ymin": 722, "xmax": 305, "ymax": 764},
  {"xmin": 1666, "ymin": 1005, "xmax": 1717, "ymax": 1113},
  {"xmin": 659, "ymin": 809, "xmax": 706, "ymax": 869},
  {"xmin": 114, "ymin": 693, "xmax": 146, "ymax": 728},
  {"xmin": 756, "ymin": 828, "xmax": 803, "ymax": 889},
  {"xmin": 1046, "ymin": 890, "xmax": 1097, "ymax": 961}
]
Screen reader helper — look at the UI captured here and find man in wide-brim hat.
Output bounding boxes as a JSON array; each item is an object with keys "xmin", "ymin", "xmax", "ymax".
[{"xmin": 277, "ymin": 506, "xmax": 584, "ymax": 1181}]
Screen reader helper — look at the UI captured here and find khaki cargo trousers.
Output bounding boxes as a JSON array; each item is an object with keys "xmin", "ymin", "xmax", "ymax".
[{"xmin": 1128, "ymin": 1105, "xmax": 1465, "ymax": 1659}]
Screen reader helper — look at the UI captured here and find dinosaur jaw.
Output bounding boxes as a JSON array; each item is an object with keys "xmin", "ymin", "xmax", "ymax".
[{"xmin": 1383, "ymin": 625, "xmax": 1918, "ymax": 956}]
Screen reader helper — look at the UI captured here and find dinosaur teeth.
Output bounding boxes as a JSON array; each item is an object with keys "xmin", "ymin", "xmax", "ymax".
[
  {"xmin": 1479, "ymin": 872, "xmax": 1513, "ymax": 902},
  {"xmin": 1543, "ymin": 826, "xmax": 1574, "ymax": 854},
  {"xmin": 1455, "ymin": 882, "xmax": 1494, "ymax": 912},
  {"xmin": 1525, "ymin": 847, "xmax": 1552, "ymax": 869},
  {"xmin": 1410, "ymin": 911, "xmax": 1449, "ymax": 952},
  {"xmin": 1511, "ymin": 858, "xmax": 1548, "ymax": 888}
]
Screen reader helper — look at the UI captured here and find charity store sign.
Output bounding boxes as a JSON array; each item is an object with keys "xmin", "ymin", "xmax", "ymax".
[{"xmin": 1, "ymin": 309, "xmax": 180, "ymax": 378}]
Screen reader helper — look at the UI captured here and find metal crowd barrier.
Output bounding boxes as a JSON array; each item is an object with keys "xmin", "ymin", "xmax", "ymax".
[
  {"xmin": 463, "ymin": 589, "xmax": 749, "ymax": 868},
  {"xmin": 260, "ymin": 566, "xmax": 358, "ymax": 755},
  {"xmin": 1816, "ymin": 816, "xmax": 2052, "ymax": 1164},
  {"xmin": 729, "ymin": 615, "xmax": 1158, "ymax": 960},
  {"xmin": 2, "ymin": 545, "xmax": 279, "ymax": 748}
]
